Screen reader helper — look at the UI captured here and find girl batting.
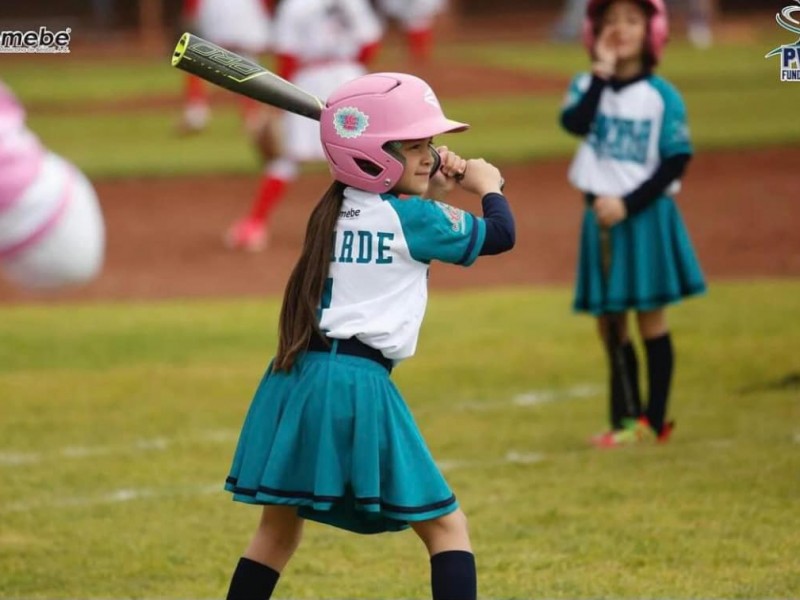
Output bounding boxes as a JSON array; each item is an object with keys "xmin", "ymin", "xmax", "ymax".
[
  {"xmin": 223, "ymin": 72, "xmax": 513, "ymax": 599},
  {"xmin": 560, "ymin": 0, "xmax": 706, "ymax": 447}
]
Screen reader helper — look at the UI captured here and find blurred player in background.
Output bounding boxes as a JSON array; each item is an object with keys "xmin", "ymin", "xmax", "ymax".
[
  {"xmin": 0, "ymin": 81, "xmax": 104, "ymax": 290},
  {"xmin": 682, "ymin": 0, "xmax": 715, "ymax": 49},
  {"xmin": 374, "ymin": 0, "xmax": 447, "ymax": 64},
  {"xmin": 176, "ymin": 0, "xmax": 274, "ymax": 135},
  {"xmin": 225, "ymin": 0, "xmax": 383, "ymax": 252},
  {"xmin": 552, "ymin": 0, "xmax": 591, "ymax": 42}
]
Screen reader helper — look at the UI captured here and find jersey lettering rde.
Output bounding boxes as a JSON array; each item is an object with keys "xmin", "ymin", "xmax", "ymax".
[
  {"xmin": 565, "ymin": 73, "xmax": 693, "ymax": 198},
  {"xmin": 319, "ymin": 188, "xmax": 486, "ymax": 362},
  {"xmin": 331, "ymin": 230, "xmax": 395, "ymax": 265}
]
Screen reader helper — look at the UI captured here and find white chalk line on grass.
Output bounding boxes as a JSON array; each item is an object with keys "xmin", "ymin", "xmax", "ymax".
[
  {"xmin": 457, "ymin": 383, "xmax": 601, "ymax": 412},
  {"xmin": 0, "ymin": 451, "xmax": 543, "ymax": 514},
  {"xmin": 1, "ymin": 384, "xmax": 596, "ymax": 469},
  {"xmin": 437, "ymin": 451, "xmax": 545, "ymax": 472},
  {"xmin": 0, "ymin": 482, "xmax": 222, "ymax": 514},
  {"xmin": 0, "ymin": 429, "xmax": 239, "ymax": 467},
  {"xmin": 0, "ymin": 385, "xmax": 590, "ymax": 512}
]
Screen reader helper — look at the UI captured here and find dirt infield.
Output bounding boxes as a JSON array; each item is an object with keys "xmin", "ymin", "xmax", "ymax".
[{"xmin": 1, "ymin": 146, "xmax": 796, "ymax": 304}]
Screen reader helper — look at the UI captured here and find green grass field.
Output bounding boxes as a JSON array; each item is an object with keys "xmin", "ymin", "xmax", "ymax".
[
  {"xmin": 1, "ymin": 23, "xmax": 799, "ymax": 600},
  {"xmin": 1, "ymin": 282, "xmax": 798, "ymax": 598}
]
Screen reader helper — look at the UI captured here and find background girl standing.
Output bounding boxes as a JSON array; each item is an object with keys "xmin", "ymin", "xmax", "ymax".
[
  {"xmin": 223, "ymin": 72, "xmax": 514, "ymax": 599},
  {"xmin": 560, "ymin": 0, "xmax": 706, "ymax": 446}
]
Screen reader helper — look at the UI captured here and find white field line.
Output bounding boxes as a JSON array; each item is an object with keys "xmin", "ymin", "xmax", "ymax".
[
  {"xmin": 0, "ymin": 429, "xmax": 239, "ymax": 467},
  {"xmin": 1, "ymin": 385, "xmax": 597, "ymax": 468},
  {"xmin": 456, "ymin": 383, "xmax": 601, "ymax": 412},
  {"xmin": 0, "ymin": 386, "xmax": 580, "ymax": 513},
  {"xmin": 1, "ymin": 452, "xmax": 542, "ymax": 514},
  {"xmin": 437, "ymin": 450, "xmax": 545, "ymax": 472},
  {"xmin": 0, "ymin": 483, "xmax": 222, "ymax": 514}
]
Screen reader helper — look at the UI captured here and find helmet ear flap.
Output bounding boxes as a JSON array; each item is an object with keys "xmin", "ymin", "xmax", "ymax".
[
  {"xmin": 354, "ymin": 158, "xmax": 383, "ymax": 176},
  {"xmin": 324, "ymin": 142, "xmax": 404, "ymax": 190},
  {"xmin": 381, "ymin": 142, "xmax": 442, "ymax": 181},
  {"xmin": 352, "ymin": 143, "xmax": 402, "ymax": 177},
  {"xmin": 382, "ymin": 141, "xmax": 406, "ymax": 167},
  {"xmin": 339, "ymin": 143, "xmax": 405, "ymax": 178}
]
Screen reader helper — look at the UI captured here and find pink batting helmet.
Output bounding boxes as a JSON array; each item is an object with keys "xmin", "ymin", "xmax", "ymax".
[
  {"xmin": 319, "ymin": 72, "xmax": 469, "ymax": 193},
  {"xmin": 582, "ymin": 0, "xmax": 669, "ymax": 65}
]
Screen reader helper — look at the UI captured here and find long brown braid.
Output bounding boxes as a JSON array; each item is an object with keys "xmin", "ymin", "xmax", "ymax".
[{"xmin": 274, "ymin": 181, "xmax": 346, "ymax": 372}]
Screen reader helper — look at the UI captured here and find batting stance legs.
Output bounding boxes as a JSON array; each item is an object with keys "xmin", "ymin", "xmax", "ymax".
[{"xmin": 227, "ymin": 505, "xmax": 476, "ymax": 599}]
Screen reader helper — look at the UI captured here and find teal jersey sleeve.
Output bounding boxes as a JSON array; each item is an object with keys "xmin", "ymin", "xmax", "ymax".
[
  {"xmin": 385, "ymin": 195, "xmax": 487, "ymax": 266},
  {"xmin": 650, "ymin": 76, "xmax": 693, "ymax": 158},
  {"xmin": 561, "ymin": 72, "xmax": 592, "ymax": 112}
]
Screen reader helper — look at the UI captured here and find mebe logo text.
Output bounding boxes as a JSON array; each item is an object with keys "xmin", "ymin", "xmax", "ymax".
[{"xmin": 1, "ymin": 27, "xmax": 71, "ymax": 48}]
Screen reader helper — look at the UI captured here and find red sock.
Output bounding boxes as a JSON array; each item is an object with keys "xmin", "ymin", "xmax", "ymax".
[
  {"xmin": 185, "ymin": 75, "xmax": 207, "ymax": 105},
  {"xmin": 407, "ymin": 28, "xmax": 434, "ymax": 62},
  {"xmin": 249, "ymin": 176, "xmax": 288, "ymax": 223}
]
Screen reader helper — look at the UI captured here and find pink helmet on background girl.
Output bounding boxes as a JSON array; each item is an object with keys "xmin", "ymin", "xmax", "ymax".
[
  {"xmin": 582, "ymin": 0, "xmax": 670, "ymax": 65},
  {"xmin": 319, "ymin": 72, "xmax": 469, "ymax": 193}
]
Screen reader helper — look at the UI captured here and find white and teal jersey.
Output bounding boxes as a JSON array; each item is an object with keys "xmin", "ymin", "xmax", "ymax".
[
  {"xmin": 318, "ymin": 187, "xmax": 486, "ymax": 363},
  {"xmin": 566, "ymin": 73, "xmax": 692, "ymax": 197}
]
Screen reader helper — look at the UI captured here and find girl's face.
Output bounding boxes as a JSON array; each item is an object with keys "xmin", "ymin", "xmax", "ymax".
[
  {"xmin": 600, "ymin": 0, "xmax": 649, "ymax": 63},
  {"xmin": 391, "ymin": 138, "xmax": 436, "ymax": 196}
]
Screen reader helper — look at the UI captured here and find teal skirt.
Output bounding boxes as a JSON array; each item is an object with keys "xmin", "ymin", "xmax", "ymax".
[
  {"xmin": 574, "ymin": 195, "xmax": 707, "ymax": 315},
  {"xmin": 224, "ymin": 349, "xmax": 458, "ymax": 534}
]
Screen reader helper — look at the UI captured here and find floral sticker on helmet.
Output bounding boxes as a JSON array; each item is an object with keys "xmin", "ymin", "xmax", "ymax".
[{"xmin": 333, "ymin": 106, "xmax": 370, "ymax": 139}]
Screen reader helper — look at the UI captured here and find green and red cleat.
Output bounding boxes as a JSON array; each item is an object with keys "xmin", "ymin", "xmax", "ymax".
[
  {"xmin": 655, "ymin": 419, "xmax": 675, "ymax": 443},
  {"xmin": 590, "ymin": 417, "xmax": 675, "ymax": 448}
]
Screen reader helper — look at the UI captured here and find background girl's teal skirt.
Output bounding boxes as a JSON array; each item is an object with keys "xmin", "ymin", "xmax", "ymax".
[
  {"xmin": 574, "ymin": 195, "xmax": 707, "ymax": 315},
  {"xmin": 225, "ymin": 351, "xmax": 457, "ymax": 534}
]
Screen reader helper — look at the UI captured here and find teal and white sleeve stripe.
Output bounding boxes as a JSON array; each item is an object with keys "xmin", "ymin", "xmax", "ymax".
[
  {"xmin": 562, "ymin": 72, "xmax": 592, "ymax": 110},
  {"xmin": 385, "ymin": 195, "xmax": 486, "ymax": 266},
  {"xmin": 651, "ymin": 76, "xmax": 693, "ymax": 158}
]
